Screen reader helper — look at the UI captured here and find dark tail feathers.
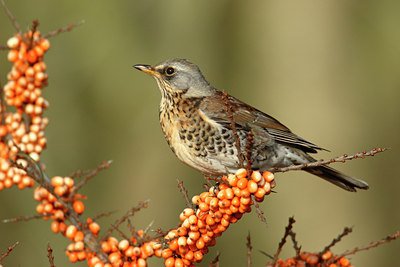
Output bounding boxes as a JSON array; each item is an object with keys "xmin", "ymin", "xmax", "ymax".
[{"xmin": 305, "ymin": 165, "xmax": 369, "ymax": 192}]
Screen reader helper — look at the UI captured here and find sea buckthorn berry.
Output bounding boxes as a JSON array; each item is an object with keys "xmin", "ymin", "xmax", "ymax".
[
  {"xmin": 235, "ymin": 168, "xmax": 247, "ymax": 179},
  {"xmin": 137, "ymin": 258, "xmax": 147, "ymax": 267},
  {"xmin": 192, "ymin": 195, "xmax": 200, "ymax": 205},
  {"xmin": 74, "ymin": 231, "xmax": 84, "ymax": 242},
  {"xmin": 73, "ymin": 200, "xmax": 85, "ymax": 214},
  {"xmin": 7, "ymin": 36, "xmax": 20, "ymax": 48},
  {"xmin": 321, "ymin": 250, "xmax": 332, "ymax": 261},
  {"xmin": 177, "ymin": 236, "xmax": 187, "ymax": 248},
  {"xmin": 165, "ymin": 257, "xmax": 175, "ymax": 267},
  {"xmin": 339, "ymin": 257, "xmax": 350, "ymax": 267},
  {"xmin": 237, "ymin": 178, "xmax": 248, "ymax": 189},
  {"xmin": 118, "ymin": 239, "xmax": 129, "ymax": 251},
  {"xmin": 75, "ymin": 241, "xmax": 85, "ymax": 250},
  {"xmin": 51, "ymin": 176, "xmax": 64, "ymax": 187},
  {"xmin": 51, "ymin": 221, "xmax": 59, "ymax": 233},
  {"xmin": 307, "ymin": 254, "xmax": 319, "ymax": 264},
  {"xmin": 66, "ymin": 225, "xmax": 78, "ymax": 240},
  {"xmin": 262, "ymin": 171, "xmax": 274, "ymax": 182},
  {"xmin": 7, "ymin": 49, "xmax": 19, "ymax": 62},
  {"xmin": 40, "ymin": 38, "xmax": 50, "ymax": 51},
  {"xmin": 193, "ymin": 250, "xmax": 203, "ymax": 262},
  {"xmin": 254, "ymin": 188, "xmax": 266, "ymax": 199},
  {"xmin": 108, "ymin": 252, "xmax": 121, "ymax": 264},
  {"xmin": 227, "ymin": 174, "xmax": 238, "ymax": 186},
  {"xmin": 247, "ymin": 180, "xmax": 258, "ymax": 193},
  {"xmin": 251, "ymin": 170, "xmax": 262, "ymax": 182},
  {"xmin": 263, "ymin": 182, "xmax": 271, "ymax": 193}
]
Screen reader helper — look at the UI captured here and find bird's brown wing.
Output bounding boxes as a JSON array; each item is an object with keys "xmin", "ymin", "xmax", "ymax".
[{"xmin": 200, "ymin": 91, "xmax": 325, "ymax": 153}]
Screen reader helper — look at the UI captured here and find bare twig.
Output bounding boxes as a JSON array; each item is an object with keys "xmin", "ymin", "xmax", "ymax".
[
  {"xmin": 177, "ymin": 179, "xmax": 192, "ymax": 208},
  {"xmin": 73, "ymin": 160, "xmax": 112, "ymax": 192},
  {"xmin": 289, "ymin": 230, "xmax": 301, "ymax": 259},
  {"xmin": 47, "ymin": 243, "xmax": 55, "ymax": 267},
  {"xmin": 258, "ymin": 250, "xmax": 273, "ymax": 260},
  {"xmin": 92, "ymin": 210, "xmax": 117, "ymax": 222},
  {"xmin": 273, "ymin": 217, "xmax": 296, "ymax": 266},
  {"xmin": 102, "ymin": 200, "xmax": 149, "ymax": 241},
  {"xmin": 209, "ymin": 251, "xmax": 221, "ymax": 267},
  {"xmin": 43, "ymin": 20, "xmax": 85, "ymax": 39},
  {"xmin": 251, "ymin": 195, "xmax": 268, "ymax": 228},
  {"xmin": 0, "ymin": 0, "xmax": 21, "ymax": 35},
  {"xmin": 2, "ymin": 214, "xmax": 47, "ymax": 223},
  {"xmin": 338, "ymin": 230, "xmax": 400, "ymax": 259},
  {"xmin": 0, "ymin": 241, "xmax": 19, "ymax": 262},
  {"xmin": 247, "ymin": 232, "xmax": 252, "ymax": 267},
  {"xmin": 321, "ymin": 226, "xmax": 352, "ymax": 256},
  {"xmin": 271, "ymin": 148, "xmax": 388, "ymax": 173}
]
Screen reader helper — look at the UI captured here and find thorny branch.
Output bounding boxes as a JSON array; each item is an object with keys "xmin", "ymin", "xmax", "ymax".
[
  {"xmin": 177, "ymin": 179, "xmax": 193, "ymax": 209},
  {"xmin": 0, "ymin": 0, "xmax": 21, "ymax": 35},
  {"xmin": 47, "ymin": 243, "xmax": 55, "ymax": 267},
  {"xmin": 338, "ymin": 231, "xmax": 400, "ymax": 259},
  {"xmin": 43, "ymin": 20, "xmax": 85, "ymax": 39},
  {"xmin": 271, "ymin": 147, "xmax": 388, "ymax": 173},
  {"xmin": 273, "ymin": 217, "xmax": 296, "ymax": 265},
  {"xmin": 2, "ymin": 214, "xmax": 47, "ymax": 223},
  {"xmin": 247, "ymin": 232, "xmax": 252, "ymax": 267},
  {"xmin": 102, "ymin": 200, "xmax": 149, "ymax": 241},
  {"xmin": 321, "ymin": 226, "xmax": 353, "ymax": 256},
  {"xmin": 73, "ymin": 160, "xmax": 112, "ymax": 192},
  {"xmin": 0, "ymin": 241, "xmax": 19, "ymax": 262}
]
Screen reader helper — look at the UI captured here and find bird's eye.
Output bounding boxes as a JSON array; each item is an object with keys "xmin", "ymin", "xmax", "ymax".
[{"xmin": 165, "ymin": 67, "xmax": 175, "ymax": 76}]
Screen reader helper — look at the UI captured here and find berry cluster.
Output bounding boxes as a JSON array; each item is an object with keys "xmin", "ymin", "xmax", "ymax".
[
  {"xmin": 0, "ymin": 30, "xmax": 50, "ymax": 191},
  {"xmin": 160, "ymin": 169, "xmax": 275, "ymax": 266},
  {"xmin": 268, "ymin": 251, "xmax": 353, "ymax": 267}
]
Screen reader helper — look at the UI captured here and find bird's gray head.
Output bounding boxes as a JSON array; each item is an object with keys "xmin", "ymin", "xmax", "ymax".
[{"xmin": 134, "ymin": 59, "xmax": 215, "ymax": 98}]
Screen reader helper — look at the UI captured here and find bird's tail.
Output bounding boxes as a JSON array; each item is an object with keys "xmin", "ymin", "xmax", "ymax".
[{"xmin": 304, "ymin": 165, "xmax": 369, "ymax": 192}]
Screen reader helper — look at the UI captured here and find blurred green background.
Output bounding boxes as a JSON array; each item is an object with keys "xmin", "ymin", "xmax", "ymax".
[{"xmin": 1, "ymin": 0, "xmax": 399, "ymax": 266}]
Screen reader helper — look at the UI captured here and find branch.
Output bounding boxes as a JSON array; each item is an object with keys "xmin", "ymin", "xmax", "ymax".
[
  {"xmin": 0, "ymin": 0, "xmax": 21, "ymax": 35},
  {"xmin": 0, "ymin": 241, "xmax": 19, "ymax": 262},
  {"xmin": 43, "ymin": 20, "xmax": 85, "ymax": 39},
  {"xmin": 273, "ymin": 217, "xmax": 296, "ymax": 265},
  {"xmin": 271, "ymin": 147, "xmax": 388, "ymax": 173},
  {"xmin": 339, "ymin": 230, "xmax": 400, "ymax": 258}
]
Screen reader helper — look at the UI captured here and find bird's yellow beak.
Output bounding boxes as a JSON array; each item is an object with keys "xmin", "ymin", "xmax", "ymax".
[{"xmin": 133, "ymin": 64, "xmax": 160, "ymax": 77}]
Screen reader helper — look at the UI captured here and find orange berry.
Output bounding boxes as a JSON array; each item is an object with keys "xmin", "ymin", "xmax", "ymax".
[
  {"xmin": 34, "ymin": 45, "xmax": 44, "ymax": 57},
  {"xmin": 137, "ymin": 258, "xmax": 147, "ymax": 267},
  {"xmin": 193, "ymin": 250, "xmax": 203, "ymax": 262},
  {"xmin": 89, "ymin": 222, "xmax": 100, "ymax": 234},
  {"xmin": 339, "ymin": 257, "xmax": 350, "ymax": 267},
  {"xmin": 74, "ymin": 231, "xmax": 84, "ymax": 242},
  {"xmin": 184, "ymin": 251, "xmax": 194, "ymax": 261},
  {"xmin": 51, "ymin": 176, "xmax": 64, "ymax": 187},
  {"xmin": 235, "ymin": 168, "xmax": 247, "ymax": 179},
  {"xmin": 262, "ymin": 171, "xmax": 274, "ymax": 182},
  {"xmin": 169, "ymin": 239, "xmax": 179, "ymax": 251},
  {"xmin": 195, "ymin": 237, "xmax": 205, "ymax": 249},
  {"xmin": 307, "ymin": 254, "xmax": 319, "ymax": 264},
  {"xmin": 75, "ymin": 241, "xmax": 85, "ymax": 250},
  {"xmin": 68, "ymin": 252, "xmax": 78, "ymax": 262},
  {"xmin": 118, "ymin": 239, "xmax": 129, "ymax": 251},
  {"xmin": 40, "ymin": 38, "xmax": 50, "ymax": 51},
  {"xmin": 65, "ymin": 225, "xmax": 78, "ymax": 240},
  {"xmin": 108, "ymin": 252, "xmax": 121, "ymax": 263},
  {"xmin": 247, "ymin": 180, "xmax": 258, "ymax": 193},
  {"xmin": 321, "ymin": 250, "xmax": 332, "ymax": 261},
  {"xmin": 227, "ymin": 174, "xmax": 238, "ymax": 186},
  {"xmin": 174, "ymin": 258, "xmax": 183, "ymax": 267},
  {"xmin": 73, "ymin": 200, "xmax": 85, "ymax": 214},
  {"xmin": 237, "ymin": 178, "xmax": 248, "ymax": 189},
  {"xmin": 26, "ymin": 50, "xmax": 38, "ymax": 63},
  {"xmin": 192, "ymin": 195, "xmax": 200, "ymax": 205},
  {"xmin": 7, "ymin": 49, "xmax": 19, "ymax": 62},
  {"xmin": 199, "ymin": 202, "xmax": 209, "ymax": 212},
  {"xmin": 51, "ymin": 221, "xmax": 59, "ymax": 233},
  {"xmin": 251, "ymin": 170, "xmax": 262, "ymax": 182},
  {"xmin": 165, "ymin": 257, "xmax": 175, "ymax": 267},
  {"xmin": 254, "ymin": 188, "xmax": 266, "ymax": 198},
  {"xmin": 206, "ymin": 215, "xmax": 215, "ymax": 225}
]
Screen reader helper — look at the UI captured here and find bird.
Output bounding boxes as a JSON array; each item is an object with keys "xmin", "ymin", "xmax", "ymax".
[{"xmin": 134, "ymin": 58, "xmax": 369, "ymax": 192}]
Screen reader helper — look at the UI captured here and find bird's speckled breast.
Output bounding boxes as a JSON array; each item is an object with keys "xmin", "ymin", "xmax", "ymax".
[{"xmin": 159, "ymin": 94, "xmax": 238, "ymax": 175}]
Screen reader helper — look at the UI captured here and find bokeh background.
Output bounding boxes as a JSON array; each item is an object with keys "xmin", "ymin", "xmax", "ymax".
[{"xmin": 1, "ymin": 0, "xmax": 399, "ymax": 266}]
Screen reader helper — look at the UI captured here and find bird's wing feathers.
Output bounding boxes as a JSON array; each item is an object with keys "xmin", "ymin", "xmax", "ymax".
[{"xmin": 199, "ymin": 92, "xmax": 325, "ymax": 153}]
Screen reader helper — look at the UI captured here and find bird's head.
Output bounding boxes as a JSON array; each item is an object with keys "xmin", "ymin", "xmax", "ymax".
[{"xmin": 134, "ymin": 59, "xmax": 215, "ymax": 98}]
